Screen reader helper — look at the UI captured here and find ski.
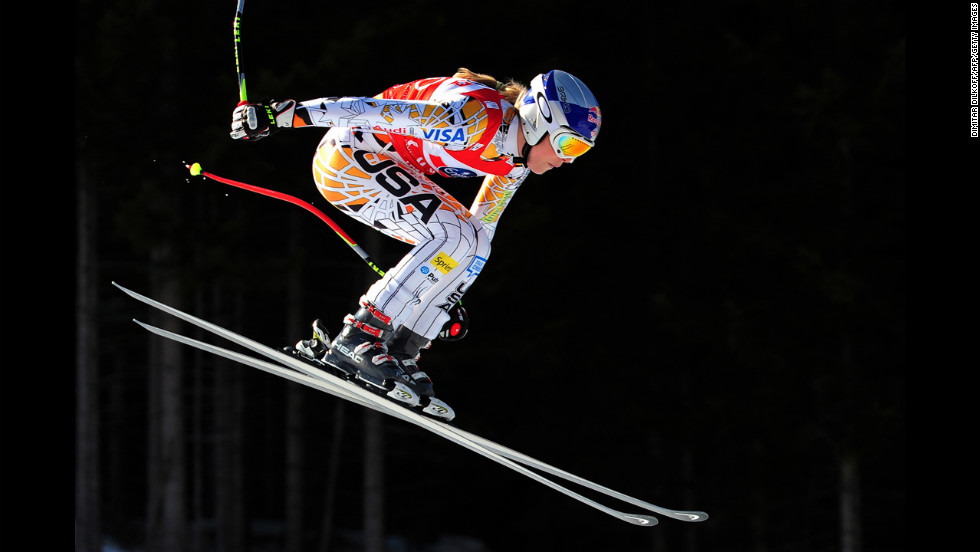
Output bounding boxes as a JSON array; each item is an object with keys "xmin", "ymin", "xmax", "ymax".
[{"xmin": 114, "ymin": 281, "xmax": 708, "ymax": 526}]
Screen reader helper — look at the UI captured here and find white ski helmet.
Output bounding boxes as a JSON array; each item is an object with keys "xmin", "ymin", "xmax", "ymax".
[{"xmin": 518, "ymin": 70, "xmax": 601, "ymax": 161}]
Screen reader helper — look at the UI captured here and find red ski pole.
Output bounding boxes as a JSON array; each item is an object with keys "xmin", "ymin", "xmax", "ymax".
[{"xmin": 186, "ymin": 162, "xmax": 387, "ymax": 276}]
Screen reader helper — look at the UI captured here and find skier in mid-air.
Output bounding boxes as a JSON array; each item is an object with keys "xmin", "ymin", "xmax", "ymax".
[{"xmin": 230, "ymin": 68, "xmax": 601, "ymax": 418}]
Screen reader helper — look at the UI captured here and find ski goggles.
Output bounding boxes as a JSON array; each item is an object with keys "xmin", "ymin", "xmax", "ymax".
[{"xmin": 551, "ymin": 128, "xmax": 593, "ymax": 160}]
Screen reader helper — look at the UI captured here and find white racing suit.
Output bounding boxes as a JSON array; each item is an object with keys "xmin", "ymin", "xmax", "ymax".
[{"xmin": 292, "ymin": 77, "xmax": 530, "ymax": 340}]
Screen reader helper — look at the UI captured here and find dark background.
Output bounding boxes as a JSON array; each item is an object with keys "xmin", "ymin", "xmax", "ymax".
[{"xmin": 75, "ymin": 0, "xmax": 906, "ymax": 550}]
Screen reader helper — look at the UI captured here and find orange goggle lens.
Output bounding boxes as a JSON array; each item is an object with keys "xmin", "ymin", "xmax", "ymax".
[{"xmin": 553, "ymin": 132, "xmax": 593, "ymax": 159}]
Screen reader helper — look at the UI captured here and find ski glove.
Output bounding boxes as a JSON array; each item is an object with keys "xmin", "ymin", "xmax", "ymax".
[{"xmin": 230, "ymin": 99, "xmax": 297, "ymax": 140}]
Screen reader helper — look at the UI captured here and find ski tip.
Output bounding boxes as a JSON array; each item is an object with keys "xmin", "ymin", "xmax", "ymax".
[
  {"xmin": 623, "ymin": 513, "xmax": 659, "ymax": 527},
  {"xmin": 674, "ymin": 510, "xmax": 709, "ymax": 522},
  {"xmin": 112, "ymin": 280, "xmax": 140, "ymax": 299},
  {"xmin": 188, "ymin": 162, "xmax": 203, "ymax": 176}
]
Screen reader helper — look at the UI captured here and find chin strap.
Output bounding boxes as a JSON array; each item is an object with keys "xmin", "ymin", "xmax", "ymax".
[{"xmin": 513, "ymin": 139, "xmax": 533, "ymax": 167}]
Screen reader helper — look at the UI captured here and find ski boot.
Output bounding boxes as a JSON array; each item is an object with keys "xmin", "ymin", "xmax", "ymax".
[
  {"xmin": 322, "ymin": 298, "xmax": 426, "ymax": 409},
  {"xmin": 386, "ymin": 326, "xmax": 434, "ymax": 397},
  {"xmin": 285, "ymin": 319, "xmax": 357, "ymax": 378},
  {"xmin": 387, "ymin": 326, "xmax": 455, "ymax": 421}
]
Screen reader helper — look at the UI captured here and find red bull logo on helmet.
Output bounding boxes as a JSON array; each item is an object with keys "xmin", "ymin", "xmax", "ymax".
[
  {"xmin": 587, "ymin": 106, "xmax": 601, "ymax": 140},
  {"xmin": 565, "ymin": 103, "xmax": 601, "ymax": 141}
]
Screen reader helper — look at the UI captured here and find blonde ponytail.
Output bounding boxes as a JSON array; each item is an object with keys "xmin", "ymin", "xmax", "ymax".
[{"xmin": 453, "ymin": 67, "xmax": 526, "ymax": 105}]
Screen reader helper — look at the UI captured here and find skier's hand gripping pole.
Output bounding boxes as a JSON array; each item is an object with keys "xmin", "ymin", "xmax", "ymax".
[{"xmin": 230, "ymin": 100, "xmax": 297, "ymax": 141}]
